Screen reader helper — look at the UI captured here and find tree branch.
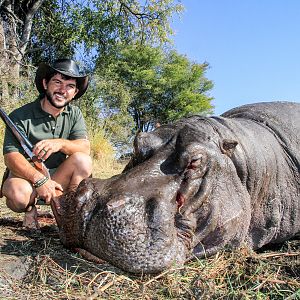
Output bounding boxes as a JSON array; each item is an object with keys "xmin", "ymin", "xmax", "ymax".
[
  {"xmin": 19, "ymin": 0, "xmax": 45, "ymax": 54},
  {"xmin": 118, "ymin": 0, "xmax": 154, "ymax": 20},
  {"xmin": 1, "ymin": 5, "xmax": 24, "ymax": 25}
]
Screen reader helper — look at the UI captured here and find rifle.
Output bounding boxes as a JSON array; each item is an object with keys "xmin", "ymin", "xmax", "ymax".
[{"xmin": 0, "ymin": 107, "xmax": 50, "ymax": 204}]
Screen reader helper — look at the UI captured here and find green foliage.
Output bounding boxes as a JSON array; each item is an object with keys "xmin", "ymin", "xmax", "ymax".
[
  {"xmin": 28, "ymin": 0, "xmax": 76, "ymax": 64},
  {"xmin": 96, "ymin": 44, "xmax": 214, "ymax": 132},
  {"xmin": 75, "ymin": 74, "xmax": 135, "ymax": 154},
  {"xmin": 27, "ymin": 0, "xmax": 183, "ymax": 66}
]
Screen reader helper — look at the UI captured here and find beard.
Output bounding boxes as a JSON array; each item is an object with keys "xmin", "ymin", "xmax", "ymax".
[{"xmin": 45, "ymin": 90, "xmax": 72, "ymax": 109}]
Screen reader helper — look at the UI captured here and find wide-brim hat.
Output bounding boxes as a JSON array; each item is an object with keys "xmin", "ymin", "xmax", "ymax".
[{"xmin": 35, "ymin": 59, "xmax": 89, "ymax": 99}]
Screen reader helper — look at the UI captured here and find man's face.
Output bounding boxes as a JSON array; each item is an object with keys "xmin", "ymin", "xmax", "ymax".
[{"xmin": 43, "ymin": 73, "xmax": 79, "ymax": 109}]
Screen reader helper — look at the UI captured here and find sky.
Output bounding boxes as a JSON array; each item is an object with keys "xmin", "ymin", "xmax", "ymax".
[{"xmin": 171, "ymin": 0, "xmax": 300, "ymax": 115}]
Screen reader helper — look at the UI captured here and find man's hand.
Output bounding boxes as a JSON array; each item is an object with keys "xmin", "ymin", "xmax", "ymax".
[
  {"xmin": 35, "ymin": 178, "xmax": 63, "ymax": 204},
  {"xmin": 34, "ymin": 139, "xmax": 63, "ymax": 160},
  {"xmin": 33, "ymin": 138, "xmax": 90, "ymax": 160}
]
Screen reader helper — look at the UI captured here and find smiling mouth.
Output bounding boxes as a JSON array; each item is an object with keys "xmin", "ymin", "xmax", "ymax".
[{"xmin": 54, "ymin": 93, "xmax": 66, "ymax": 101}]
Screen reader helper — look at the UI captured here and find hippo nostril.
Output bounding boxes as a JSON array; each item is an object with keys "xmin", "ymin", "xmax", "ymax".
[{"xmin": 145, "ymin": 198, "xmax": 158, "ymax": 223}]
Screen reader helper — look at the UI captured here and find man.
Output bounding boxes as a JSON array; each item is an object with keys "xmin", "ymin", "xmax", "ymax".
[{"xmin": 1, "ymin": 58, "xmax": 93, "ymax": 229}]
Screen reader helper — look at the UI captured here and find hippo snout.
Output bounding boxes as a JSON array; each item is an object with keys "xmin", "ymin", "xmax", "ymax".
[{"xmin": 82, "ymin": 190, "xmax": 188, "ymax": 273}]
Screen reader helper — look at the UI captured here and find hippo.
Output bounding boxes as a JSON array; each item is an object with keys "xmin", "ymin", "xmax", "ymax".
[{"xmin": 51, "ymin": 101, "xmax": 300, "ymax": 274}]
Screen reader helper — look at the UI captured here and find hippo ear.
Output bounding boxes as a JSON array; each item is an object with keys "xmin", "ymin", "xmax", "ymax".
[{"xmin": 220, "ymin": 139, "xmax": 238, "ymax": 157}]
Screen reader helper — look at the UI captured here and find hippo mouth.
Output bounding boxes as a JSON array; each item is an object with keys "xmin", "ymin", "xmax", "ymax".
[
  {"xmin": 50, "ymin": 193, "xmax": 83, "ymax": 247},
  {"xmin": 50, "ymin": 179, "xmax": 100, "ymax": 248},
  {"xmin": 50, "ymin": 196, "xmax": 64, "ymax": 227}
]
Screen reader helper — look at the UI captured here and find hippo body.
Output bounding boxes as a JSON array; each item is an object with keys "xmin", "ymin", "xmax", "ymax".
[{"xmin": 52, "ymin": 101, "xmax": 300, "ymax": 274}]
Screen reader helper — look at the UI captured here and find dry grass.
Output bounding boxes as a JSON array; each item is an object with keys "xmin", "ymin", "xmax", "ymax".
[
  {"xmin": 0, "ymin": 215, "xmax": 298, "ymax": 300},
  {"xmin": 89, "ymin": 130, "xmax": 125, "ymax": 179},
  {"xmin": 92, "ymin": 156, "xmax": 125, "ymax": 179}
]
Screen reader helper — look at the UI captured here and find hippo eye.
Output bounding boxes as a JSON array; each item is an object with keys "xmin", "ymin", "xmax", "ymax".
[{"xmin": 187, "ymin": 156, "xmax": 203, "ymax": 170}]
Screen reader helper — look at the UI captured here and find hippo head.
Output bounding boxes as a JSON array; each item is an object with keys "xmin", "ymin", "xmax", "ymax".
[{"xmin": 51, "ymin": 117, "xmax": 251, "ymax": 274}]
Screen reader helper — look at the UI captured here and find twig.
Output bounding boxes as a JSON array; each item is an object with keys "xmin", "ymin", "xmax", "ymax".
[
  {"xmin": 143, "ymin": 269, "xmax": 171, "ymax": 287},
  {"xmin": 86, "ymin": 275, "xmax": 124, "ymax": 300},
  {"xmin": 257, "ymin": 252, "xmax": 299, "ymax": 259},
  {"xmin": 87, "ymin": 271, "xmax": 109, "ymax": 290},
  {"xmin": 73, "ymin": 248, "xmax": 106, "ymax": 264},
  {"xmin": 245, "ymin": 275, "xmax": 300, "ymax": 287},
  {"xmin": 143, "ymin": 266, "xmax": 185, "ymax": 287},
  {"xmin": 253, "ymin": 278, "xmax": 268, "ymax": 291}
]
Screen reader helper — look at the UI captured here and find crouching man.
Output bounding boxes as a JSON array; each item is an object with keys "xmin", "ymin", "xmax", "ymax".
[{"xmin": 1, "ymin": 58, "xmax": 93, "ymax": 229}]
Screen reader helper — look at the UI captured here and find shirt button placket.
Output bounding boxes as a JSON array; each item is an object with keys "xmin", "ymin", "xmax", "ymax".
[
  {"xmin": 54, "ymin": 114, "xmax": 63, "ymax": 138},
  {"xmin": 49, "ymin": 115, "xmax": 56, "ymax": 137}
]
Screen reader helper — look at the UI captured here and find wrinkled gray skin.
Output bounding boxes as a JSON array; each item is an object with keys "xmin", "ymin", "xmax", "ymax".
[{"xmin": 51, "ymin": 101, "xmax": 300, "ymax": 274}]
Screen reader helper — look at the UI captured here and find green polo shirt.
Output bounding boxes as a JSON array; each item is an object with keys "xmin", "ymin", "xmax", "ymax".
[{"xmin": 3, "ymin": 98, "xmax": 88, "ymax": 169}]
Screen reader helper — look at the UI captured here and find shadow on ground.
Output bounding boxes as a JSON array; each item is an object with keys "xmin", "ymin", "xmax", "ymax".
[{"xmin": 0, "ymin": 216, "xmax": 123, "ymax": 299}]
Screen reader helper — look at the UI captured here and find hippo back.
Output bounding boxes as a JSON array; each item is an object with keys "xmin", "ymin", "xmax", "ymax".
[{"xmin": 222, "ymin": 101, "xmax": 300, "ymax": 170}]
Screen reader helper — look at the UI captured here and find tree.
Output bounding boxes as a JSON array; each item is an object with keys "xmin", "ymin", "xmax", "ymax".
[
  {"xmin": 96, "ymin": 44, "xmax": 214, "ymax": 132},
  {"xmin": 153, "ymin": 50, "xmax": 214, "ymax": 122},
  {"xmin": 28, "ymin": 0, "xmax": 76, "ymax": 64},
  {"xmin": 0, "ymin": 0, "xmax": 44, "ymax": 103}
]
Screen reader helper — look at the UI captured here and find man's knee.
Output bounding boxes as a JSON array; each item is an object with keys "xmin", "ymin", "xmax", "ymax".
[
  {"xmin": 4, "ymin": 183, "xmax": 32, "ymax": 213},
  {"xmin": 69, "ymin": 152, "xmax": 93, "ymax": 175}
]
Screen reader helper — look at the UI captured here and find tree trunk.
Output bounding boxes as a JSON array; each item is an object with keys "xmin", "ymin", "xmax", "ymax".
[
  {"xmin": 0, "ymin": 0, "xmax": 44, "ymax": 106},
  {"xmin": 0, "ymin": 17, "xmax": 10, "ymax": 104}
]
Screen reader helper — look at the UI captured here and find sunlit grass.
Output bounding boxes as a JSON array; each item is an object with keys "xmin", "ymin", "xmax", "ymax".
[{"xmin": 90, "ymin": 130, "xmax": 126, "ymax": 178}]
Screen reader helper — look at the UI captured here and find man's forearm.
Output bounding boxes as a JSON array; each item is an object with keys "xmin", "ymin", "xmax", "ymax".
[
  {"xmin": 60, "ymin": 139, "xmax": 91, "ymax": 155},
  {"xmin": 4, "ymin": 152, "xmax": 46, "ymax": 184}
]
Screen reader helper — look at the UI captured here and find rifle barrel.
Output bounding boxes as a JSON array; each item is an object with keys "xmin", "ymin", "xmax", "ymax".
[{"xmin": 0, "ymin": 107, "xmax": 50, "ymax": 177}]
